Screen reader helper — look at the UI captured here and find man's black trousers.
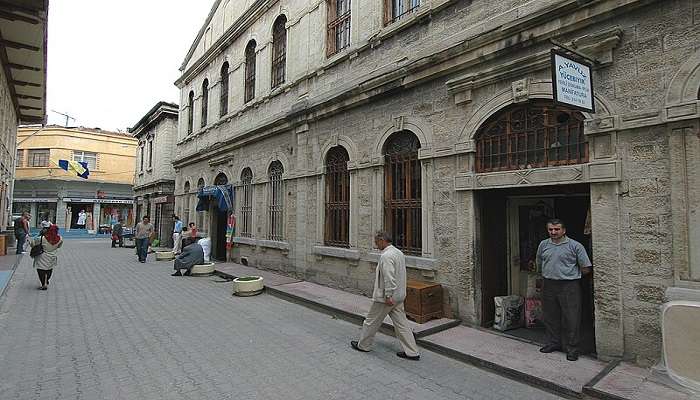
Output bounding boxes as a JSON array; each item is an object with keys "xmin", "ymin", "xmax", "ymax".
[{"xmin": 543, "ymin": 278, "xmax": 581, "ymax": 352}]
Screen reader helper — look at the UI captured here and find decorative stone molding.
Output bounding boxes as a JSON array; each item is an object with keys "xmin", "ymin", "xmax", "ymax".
[
  {"xmin": 454, "ymin": 161, "xmax": 621, "ymax": 191},
  {"xmin": 512, "ymin": 78, "xmax": 530, "ymax": 103},
  {"xmin": 372, "ymin": 116, "xmax": 434, "ymax": 164},
  {"xmin": 317, "ymin": 134, "xmax": 360, "ymax": 173},
  {"xmin": 570, "ymin": 26, "xmax": 622, "ymax": 67},
  {"xmin": 312, "ymin": 246, "xmax": 360, "ymax": 260},
  {"xmin": 364, "ymin": 252, "xmax": 437, "ymax": 271}
]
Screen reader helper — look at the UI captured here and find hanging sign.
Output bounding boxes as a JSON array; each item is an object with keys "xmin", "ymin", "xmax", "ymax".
[{"xmin": 551, "ymin": 49, "xmax": 595, "ymax": 113}]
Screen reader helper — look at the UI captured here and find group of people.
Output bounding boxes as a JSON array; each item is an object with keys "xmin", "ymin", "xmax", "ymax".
[
  {"xmin": 130, "ymin": 215, "xmax": 205, "ymax": 270},
  {"xmin": 13, "ymin": 211, "xmax": 64, "ymax": 291}
]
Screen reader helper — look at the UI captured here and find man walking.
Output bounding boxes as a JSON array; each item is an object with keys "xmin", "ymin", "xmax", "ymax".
[
  {"xmin": 134, "ymin": 216, "xmax": 154, "ymax": 263},
  {"xmin": 537, "ymin": 218, "xmax": 592, "ymax": 361},
  {"xmin": 172, "ymin": 215, "xmax": 183, "ymax": 255},
  {"xmin": 351, "ymin": 231, "xmax": 420, "ymax": 361},
  {"xmin": 14, "ymin": 211, "xmax": 30, "ymax": 254}
]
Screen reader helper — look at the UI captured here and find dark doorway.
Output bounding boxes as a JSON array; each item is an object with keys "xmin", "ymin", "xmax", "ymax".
[
  {"xmin": 68, "ymin": 203, "xmax": 93, "ymax": 229},
  {"xmin": 479, "ymin": 193, "xmax": 508, "ymax": 328},
  {"xmin": 213, "ymin": 208, "xmax": 227, "ymax": 261}
]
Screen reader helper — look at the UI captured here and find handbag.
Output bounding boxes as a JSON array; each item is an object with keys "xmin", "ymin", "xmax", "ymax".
[
  {"xmin": 29, "ymin": 233, "xmax": 44, "ymax": 258},
  {"xmin": 111, "ymin": 233, "xmax": 119, "ymax": 241}
]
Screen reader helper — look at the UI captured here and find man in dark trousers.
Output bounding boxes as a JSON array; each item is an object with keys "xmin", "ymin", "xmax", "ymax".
[
  {"xmin": 172, "ymin": 240, "xmax": 204, "ymax": 276},
  {"xmin": 111, "ymin": 219, "xmax": 124, "ymax": 248},
  {"xmin": 14, "ymin": 211, "xmax": 30, "ymax": 254},
  {"xmin": 537, "ymin": 218, "xmax": 592, "ymax": 361}
]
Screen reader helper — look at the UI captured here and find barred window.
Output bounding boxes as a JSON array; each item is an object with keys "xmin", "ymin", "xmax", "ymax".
[
  {"xmin": 384, "ymin": 131, "xmax": 421, "ymax": 256},
  {"xmin": 214, "ymin": 172, "xmax": 228, "ymax": 185},
  {"xmin": 139, "ymin": 145, "xmax": 144, "ymax": 172},
  {"xmin": 324, "ymin": 146, "xmax": 350, "ymax": 248},
  {"xmin": 271, "ymin": 15, "xmax": 287, "ymax": 89},
  {"xmin": 29, "ymin": 149, "xmax": 49, "ymax": 167},
  {"xmin": 475, "ymin": 101, "xmax": 588, "ymax": 173},
  {"xmin": 267, "ymin": 161, "xmax": 284, "ymax": 241},
  {"xmin": 147, "ymin": 139, "xmax": 153, "ymax": 169},
  {"xmin": 239, "ymin": 168, "xmax": 253, "ymax": 238},
  {"xmin": 197, "ymin": 178, "xmax": 205, "ymax": 229},
  {"xmin": 74, "ymin": 151, "xmax": 97, "ymax": 171},
  {"xmin": 183, "ymin": 181, "xmax": 191, "ymax": 227},
  {"xmin": 201, "ymin": 79, "xmax": 209, "ymax": 128},
  {"xmin": 326, "ymin": 0, "xmax": 351, "ymax": 57},
  {"xmin": 15, "ymin": 149, "xmax": 24, "ymax": 167},
  {"xmin": 384, "ymin": 0, "xmax": 420, "ymax": 25},
  {"xmin": 220, "ymin": 62, "xmax": 229, "ymax": 117},
  {"xmin": 187, "ymin": 91, "xmax": 194, "ymax": 134},
  {"xmin": 244, "ymin": 40, "xmax": 256, "ymax": 103}
]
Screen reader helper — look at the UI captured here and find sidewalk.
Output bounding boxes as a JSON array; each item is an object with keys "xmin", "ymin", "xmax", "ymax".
[
  {"xmin": 214, "ymin": 261, "xmax": 695, "ymax": 400},
  {"xmin": 0, "ymin": 252, "xmax": 20, "ymax": 299}
]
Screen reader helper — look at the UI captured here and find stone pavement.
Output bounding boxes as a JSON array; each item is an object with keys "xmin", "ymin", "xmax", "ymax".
[{"xmin": 0, "ymin": 239, "xmax": 566, "ymax": 400}]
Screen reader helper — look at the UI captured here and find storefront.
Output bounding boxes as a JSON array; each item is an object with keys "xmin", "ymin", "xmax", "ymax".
[
  {"xmin": 153, "ymin": 195, "xmax": 175, "ymax": 246},
  {"xmin": 196, "ymin": 183, "xmax": 234, "ymax": 261},
  {"xmin": 13, "ymin": 198, "xmax": 58, "ymax": 228},
  {"xmin": 63, "ymin": 198, "xmax": 134, "ymax": 232}
]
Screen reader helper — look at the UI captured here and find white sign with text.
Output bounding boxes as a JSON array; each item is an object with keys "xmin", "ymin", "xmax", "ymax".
[{"xmin": 551, "ymin": 50, "xmax": 595, "ymax": 113}]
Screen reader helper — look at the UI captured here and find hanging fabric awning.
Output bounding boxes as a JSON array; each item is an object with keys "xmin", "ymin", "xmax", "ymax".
[{"xmin": 196, "ymin": 185, "xmax": 234, "ymax": 212}]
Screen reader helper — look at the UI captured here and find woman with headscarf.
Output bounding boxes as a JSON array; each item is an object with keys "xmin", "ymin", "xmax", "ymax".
[{"xmin": 28, "ymin": 223, "xmax": 63, "ymax": 290}]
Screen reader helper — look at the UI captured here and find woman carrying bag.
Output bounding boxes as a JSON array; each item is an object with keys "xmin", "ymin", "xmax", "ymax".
[{"xmin": 29, "ymin": 222, "xmax": 63, "ymax": 290}]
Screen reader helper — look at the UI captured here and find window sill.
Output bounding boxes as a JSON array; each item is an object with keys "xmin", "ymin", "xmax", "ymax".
[
  {"xmin": 313, "ymin": 245, "xmax": 360, "ymax": 260},
  {"xmin": 233, "ymin": 237, "xmax": 290, "ymax": 251},
  {"xmin": 233, "ymin": 236, "xmax": 256, "ymax": 246},
  {"xmin": 364, "ymin": 251, "xmax": 437, "ymax": 271}
]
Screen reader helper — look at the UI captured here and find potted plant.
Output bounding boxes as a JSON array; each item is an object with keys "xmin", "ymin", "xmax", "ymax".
[{"xmin": 232, "ymin": 276, "xmax": 264, "ymax": 296}]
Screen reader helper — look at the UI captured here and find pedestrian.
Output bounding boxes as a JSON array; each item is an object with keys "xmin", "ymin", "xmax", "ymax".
[
  {"xmin": 111, "ymin": 218, "xmax": 124, "ymax": 248},
  {"xmin": 13, "ymin": 211, "xmax": 30, "ymax": 254},
  {"xmin": 134, "ymin": 215, "xmax": 155, "ymax": 263},
  {"xmin": 171, "ymin": 239, "xmax": 204, "ymax": 276},
  {"xmin": 172, "ymin": 215, "xmax": 183, "ymax": 255},
  {"xmin": 350, "ymin": 231, "xmax": 420, "ymax": 361},
  {"xmin": 29, "ymin": 223, "xmax": 63, "ymax": 290},
  {"xmin": 188, "ymin": 222, "xmax": 198, "ymax": 239},
  {"xmin": 537, "ymin": 218, "xmax": 592, "ymax": 361},
  {"xmin": 76, "ymin": 209, "xmax": 87, "ymax": 229}
]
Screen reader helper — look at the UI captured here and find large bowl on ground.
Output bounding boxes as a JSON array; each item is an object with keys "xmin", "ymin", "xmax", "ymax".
[
  {"xmin": 233, "ymin": 276, "xmax": 264, "ymax": 296},
  {"xmin": 191, "ymin": 262, "xmax": 215, "ymax": 276}
]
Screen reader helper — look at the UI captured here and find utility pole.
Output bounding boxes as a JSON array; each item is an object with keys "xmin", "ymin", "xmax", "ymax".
[{"xmin": 50, "ymin": 110, "xmax": 76, "ymax": 127}]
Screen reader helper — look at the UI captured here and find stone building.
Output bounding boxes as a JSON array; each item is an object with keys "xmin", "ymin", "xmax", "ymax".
[
  {"xmin": 0, "ymin": 1, "xmax": 49, "ymax": 230},
  {"xmin": 130, "ymin": 102, "xmax": 179, "ymax": 244},
  {"xmin": 14, "ymin": 126, "xmax": 137, "ymax": 231},
  {"xmin": 173, "ymin": 0, "xmax": 700, "ymax": 365}
]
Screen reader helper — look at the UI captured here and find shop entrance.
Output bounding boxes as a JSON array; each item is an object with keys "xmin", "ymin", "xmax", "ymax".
[
  {"xmin": 210, "ymin": 207, "xmax": 228, "ymax": 261},
  {"xmin": 479, "ymin": 184, "xmax": 596, "ymax": 354},
  {"xmin": 67, "ymin": 203, "xmax": 93, "ymax": 230}
]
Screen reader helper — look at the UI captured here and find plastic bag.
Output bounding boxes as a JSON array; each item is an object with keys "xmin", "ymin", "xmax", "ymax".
[{"xmin": 494, "ymin": 295, "xmax": 524, "ymax": 331}]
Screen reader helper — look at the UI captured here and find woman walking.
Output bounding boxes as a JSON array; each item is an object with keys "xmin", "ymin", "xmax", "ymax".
[{"xmin": 29, "ymin": 223, "xmax": 63, "ymax": 290}]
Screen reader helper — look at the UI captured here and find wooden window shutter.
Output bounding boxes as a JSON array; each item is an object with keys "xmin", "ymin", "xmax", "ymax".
[{"xmin": 383, "ymin": 0, "xmax": 392, "ymax": 26}]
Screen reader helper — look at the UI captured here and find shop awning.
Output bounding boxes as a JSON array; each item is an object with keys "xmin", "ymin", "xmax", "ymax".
[{"xmin": 196, "ymin": 185, "xmax": 234, "ymax": 212}]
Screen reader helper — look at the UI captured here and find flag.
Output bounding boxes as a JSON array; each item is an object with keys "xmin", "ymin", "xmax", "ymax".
[{"xmin": 58, "ymin": 160, "xmax": 89, "ymax": 179}]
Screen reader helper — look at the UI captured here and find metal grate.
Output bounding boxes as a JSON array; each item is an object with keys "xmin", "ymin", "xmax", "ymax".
[
  {"xmin": 239, "ymin": 168, "xmax": 253, "ymax": 238},
  {"xmin": 268, "ymin": 161, "xmax": 284, "ymax": 241},
  {"xmin": 385, "ymin": 0, "xmax": 421, "ymax": 25},
  {"xmin": 29, "ymin": 149, "xmax": 49, "ymax": 167},
  {"xmin": 326, "ymin": 0, "xmax": 351, "ymax": 57},
  {"xmin": 220, "ymin": 62, "xmax": 229, "ymax": 117},
  {"xmin": 324, "ymin": 147, "xmax": 350, "ymax": 248},
  {"xmin": 384, "ymin": 131, "xmax": 421, "ymax": 256},
  {"xmin": 244, "ymin": 41, "xmax": 256, "ymax": 103},
  {"xmin": 187, "ymin": 91, "xmax": 194, "ymax": 134},
  {"xmin": 201, "ymin": 79, "xmax": 209, "ymax": 128},
  {"xmin": 183, "ymin": 182, "xmax": 190, "ymax": 226},
  {"xmin": 475, "ymin": 102, "xmax": 588, "ymax": 173},
  {"xmin": 271, "ymin": 16, "xmax": 287, "ymax": 89}
]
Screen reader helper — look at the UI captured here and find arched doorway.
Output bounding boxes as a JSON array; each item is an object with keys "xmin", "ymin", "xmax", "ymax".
[
  {"xmin": 212, "ymin": 172, "xmax": 229, "ymax": 261},
  {"xmin": 475, "ymin": 100, "xmax": 595, "ymax": 354}
]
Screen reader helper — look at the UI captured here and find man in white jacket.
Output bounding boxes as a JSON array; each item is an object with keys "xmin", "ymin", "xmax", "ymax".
[{"xmin": 351, "ymin": 231, "xmax": 420, "ymax": 360}]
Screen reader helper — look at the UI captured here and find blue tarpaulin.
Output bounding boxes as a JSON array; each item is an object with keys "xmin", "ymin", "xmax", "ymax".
[{"xmin": 196, "ymin": 185, "xmax": 234, "ymax": 212}]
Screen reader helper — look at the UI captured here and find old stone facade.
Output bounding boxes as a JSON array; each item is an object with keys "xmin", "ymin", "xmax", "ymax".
[
  {"xmin": 173, "ymin": 0, "xmax": 700, "ymax": 365},
  {"xmin": 131, "ymin": 102, "xmax": 179, "ymax": 243}
]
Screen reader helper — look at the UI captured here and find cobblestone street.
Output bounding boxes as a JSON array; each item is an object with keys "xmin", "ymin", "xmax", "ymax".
[{"xmin": 0, "ymin": 240, "xmax": 565, "ymax": 400}]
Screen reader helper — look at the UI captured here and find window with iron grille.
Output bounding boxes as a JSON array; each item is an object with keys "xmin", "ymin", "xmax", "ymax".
[
  {"xmin": 384, "ymin": 0, "xmax": 420, "ymax": 25},
  {"xmin": 239, "ymin": 168, "xmax": 253, "ymax": 238},
  {"xmin": 15, "ymin": 149, "xmax": 23, "ymax": 167},
  {"xmin": 267, "ymin": 161, "xmax": 284, "ymax": 241},
  {"xmin": 139, "ymin": 145, "xmax": 144, "ymax": 171},
  {"xmin": 187, "ymin": 91, "xmax": 194, "ymax": 134},
  {"xmin": 147, "ymin": 139, "xmax": 153, "ymax": 169},
  {"xmin": 29, "ymin": 149, "xmax": 49, "ymax": 167},
  {"xmin": 384, "ymin": 131, "xmax": 421, "ymax": 256},
  {"xmin": 220, "ymin": 62, "xmax": 229, "ymax": 117},
  {"xmin": 271, "ymin": 15, "xmax": 287, "ymax": 89},
  {"xmin": 183, "ymin": 181, "xmax": 190, "ymax": 227},
  {"xmin": 326, "ymin": 0, "xmax": 351, "ymax": 57},
  {"xmin": 324, "ymin": 147, "xmax": 350, "ymax": 248},
  {"xmin": 475, "ymin": 101, "xmax": 588, "ymax": 173},
  {"xmin": 73, "ymin": 151, "xmax": 97, "ymax": 171},
  {"xmin": 244, "ymin": 40, "xmax": 256, "ymax": 103},
  {"xmin": 214, "ymin": 172, "xmax": 228, "ymax": 186},
  {"xmin": 197, "ymin": 178, "xmax": 205, "ymax": 229},
  {"xmin": 201, "ymin": 79, "xmax": 209, "ymax": 128}
]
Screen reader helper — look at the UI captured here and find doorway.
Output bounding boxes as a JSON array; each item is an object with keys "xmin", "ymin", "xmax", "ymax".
[
  {"xmin": 210, "ymin": 207, "xmax": 228, "ymax": 262},
  {"xmin": 68, "ymin": 203, "xmax": 93, "ymax": 229},
  {"xmin": 479, "ymin": 184, "xmax": 596, "ymax": 354}
]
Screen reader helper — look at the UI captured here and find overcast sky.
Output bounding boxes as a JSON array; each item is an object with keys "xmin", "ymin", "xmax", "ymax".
[{"xmin": 46, "ymin": 1, "xmax": 214, "ymax": 132}]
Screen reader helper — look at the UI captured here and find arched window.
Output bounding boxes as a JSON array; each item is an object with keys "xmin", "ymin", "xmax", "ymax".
[
  {"xmin": 239, "ymin": 168, "xmax": 253, "ymax": 238},
  {"xmin": 214, "ymin": 172, "xmax": 228, "ymax": 185},
  {"xmin": 267, "ymin": 161, "xmax": 284, "ymax": 241},
  {"xmin": 187, "ymin": 91, "xmax": 194, "ymax": 134},
  {"xmin": 324, "ymin": 146, "xmax": 350, "ymax": 248},
  {"xmin": 271, "ymin": 15, "xmax": 287, "ymax": 89},
  {"xmin": 220, "ymin": 62, "xmax": 229, "ymax": 117},
  {"xmin": 475, "ymin": 101, "xmax": 588, "ymax": 173},
  {"xmin": 384, "ymin": 131, "xmax": 421, "ymax": 256},
  {"xmin": 183, "ymin": 181, "xmax": 191, "ymax": 226},
  {"xmin": 244, "ymin": 40, "xmax": 256, "ymax": 103},
  {"xmin": 197, "ymin": 178, "xmax": 205, "ymax": 230},
  {"xmin": 201, "ymin": 79, "xmax": 209, "ymax": 128}
]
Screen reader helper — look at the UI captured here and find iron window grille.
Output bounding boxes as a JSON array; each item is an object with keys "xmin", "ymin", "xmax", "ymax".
[
  {"xmin": 324, "ymin": 146, "xmax": 350, "ymax": 248},
  {"xmin": 183, "ymin": 182, "xmax": 190, "ymax": 227},
  {"xmin": 15, "ymin": 149, "xmax": 23, "ymax": 167},
  {"xmin": 267, "ymin": 161, "xmax": 284, "ymax": 241},
  {"xmin": 201, "ymin": 79, "xmax": 209, "ymax": 128},
  {"xmin": 187, "ymin": 91, "xmax": 194, "ymax": 134},
  {"xmin": 29, "ymin": 149, "xmax": 49, "ymax": 167},
  {"xmin": 244, "ymin": 41, "xmax": 256, "ymax": 103},
  {"xmin": 271, "ymin": 16, "xmax": 287, "ymax": 89},
  {"xmin": 239, "ymin": 168, "xmax": 253, "ymax": 238},
  {"xmin": 384, "ymin": 0, "xmax": 420, "ymax": 25},
  {"xmin": 196, "ymin": 178, "xmax": 205, "ymax": 229},
  {"xmin": 475, "ymin": 102, "xmax": 588, "ymax": 173},
  {"xmin": 384, "ymin": 131, "xmax": 422, "ymax": 256},
  {"xmin": 326, "ymin": 0, "xmax": 351, "ymax": 57},
  {"xmin": 147, "ymin": 140, "xmax": 153, "ymax": 169},
  {"xmin": 220, "ymin": 62, "xmax": 229, "ymax": 117}
]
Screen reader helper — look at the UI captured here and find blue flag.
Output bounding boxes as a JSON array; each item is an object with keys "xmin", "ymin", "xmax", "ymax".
[{"xmin": 58, "ymin": 160, "xmax": 89, "ymax": 179}]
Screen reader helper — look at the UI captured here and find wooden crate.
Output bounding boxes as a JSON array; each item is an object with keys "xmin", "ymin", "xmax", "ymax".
[{"xmin": 405, "ymin": 280, "xmax": 443, "ymax": 324}]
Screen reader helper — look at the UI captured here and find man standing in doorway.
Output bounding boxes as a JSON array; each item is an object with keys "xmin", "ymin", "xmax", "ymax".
[
  {"xmin": 350, "ymin": 231, "xmax": 420, "ymax": 361},
  {"xmin": 172, "ymin": 215, "xmax": 183, "ymax": 255},
  {"xmin": 76, "ymin": 209, "xmax": 87, "ymax": 229},
  {"xmin": 537, "ymin": 218, "xmax": 592, "ymax": 361},
  {"xmin": 134, "ymin": 215, "xmax": 154, "ymax": 263}
]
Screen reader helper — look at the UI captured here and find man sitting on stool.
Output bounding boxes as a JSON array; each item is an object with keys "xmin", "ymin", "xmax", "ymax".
[{"xmin": 172, "ymin": 239, "xmax": 204, "ymax": 276}]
